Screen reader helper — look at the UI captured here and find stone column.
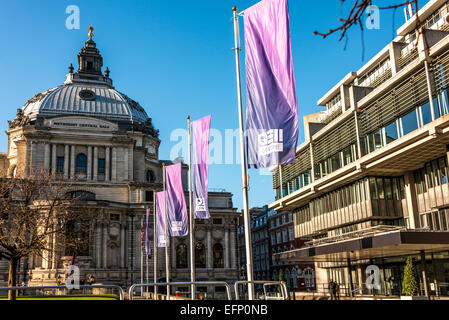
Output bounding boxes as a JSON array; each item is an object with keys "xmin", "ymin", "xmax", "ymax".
[
  {"xmin": 44, "ymin": 143, "xmax": 50, "ymax": 170},
  {"xmin": 206, "ymin": 230, "xmax": 212, "ymax": 269},
  {"xmin": 230, "ymin": 228, "xmax": 237, "ymax": 269},
  {"xmin": 105, "ymin": 147, "xmax": 110, "ymax": 181},
  {"xmin": 103, "ymin": 222, "xmax": 108, "ymax": 269},
  {"xmin": 25, "ymin": 140, "xmax": 32, "ymax": 176},
  {"xmin": 124, "ymin": 147, "xmax": 129, "ymax": 181},
  {"xmin": 121, "ymin": 220, "xmax": 126, "ymax": 269},
  {"xmin": 128, "ymin": 145, "xmax": 133, "ymax": 181},
  {"xmin": 87, "ymin": 146, "xmax": 93, "ymax": 181},
  {"xmin": 51, "ymin": 233, "xmax": 57, "ymax": 269},
  {"xmin": 51, "ymin": 144, "xmax": 57, "ymax": 178},
  {"xmin": 70, "ymin": 145, "xmax": 75, "ymax": 179},
  {"xmin": 112, "ymin": 147, "xmax": 117, "ymax": 181},
  {"xmin": 93, "ymin": 146, "xmax": 98, "ymax": 181},
  {"xmin": 64, "ymin": 145, "xmax": 69, "ymax": 179},
  {"xmin": 224, "ymin": 229, "xmax": 230, "ymax": 269},
  {"xmin": 96, "ymin": 221, "xmax": 102, "ymax": 268}
]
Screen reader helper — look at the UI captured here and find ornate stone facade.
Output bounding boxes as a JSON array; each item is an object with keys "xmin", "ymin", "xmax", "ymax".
[{"xmin": 0, "ymin": 29, "xmax": 239, "ymax": 297}]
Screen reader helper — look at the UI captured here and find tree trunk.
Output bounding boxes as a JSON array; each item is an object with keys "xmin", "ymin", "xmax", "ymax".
[{"xmin": 8, "ymin": 257, "xmax": 19, "ymax": 301}]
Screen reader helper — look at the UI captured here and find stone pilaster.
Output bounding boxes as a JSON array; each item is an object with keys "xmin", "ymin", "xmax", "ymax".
[
  {"xmin": 93, "ymin": 146, "xmax": 98, "ymax": 181},
  {"xmin": 64, "ymin": 145, "xmax": 69, "ymax": 179}
]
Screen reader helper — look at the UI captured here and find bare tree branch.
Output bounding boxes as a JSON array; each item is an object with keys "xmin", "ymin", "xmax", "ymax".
[{"xmin": 313, "ymin": 0, "xmax": 419, "ymax": 41}]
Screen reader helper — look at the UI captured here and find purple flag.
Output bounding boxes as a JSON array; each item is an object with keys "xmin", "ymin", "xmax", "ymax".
[
  {"xmin": 243, "ymin": 0, "xmax": 299, "ymax": 169},
  {"xmin": 192, "ymin": 115, "xmax": 211, "ymax": 219},
  {"xmin": 145, "ymin": 208, "xmax": 151, "ymax": 256},
  {"xmin": 165, "ymin": 163, "xmax": 188, "ymax": 237},
  {"xmin": 156, "ymin": 191, "xmax": 168, "ymax": 247}
]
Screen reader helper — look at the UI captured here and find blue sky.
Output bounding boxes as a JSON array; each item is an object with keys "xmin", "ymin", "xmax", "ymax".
[{"xmin": 0, "ymin": 0, "xmax": 422, "ymax": 211}]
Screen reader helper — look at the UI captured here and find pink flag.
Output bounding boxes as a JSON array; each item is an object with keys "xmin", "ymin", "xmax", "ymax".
[
  {"xmin": 192, "ymin": 115, "xmax": 211, "ymax": 219},
  {"xmin": 244, "ymin": 0, "xmax": 299, "ymax": 168},
  {"xmin": 165, "ymin": 163, "xmax": 188, "ymax": 237},
  {"xmin": 156, "ymin": 191, "xmax": 168, "ymax": 247}
]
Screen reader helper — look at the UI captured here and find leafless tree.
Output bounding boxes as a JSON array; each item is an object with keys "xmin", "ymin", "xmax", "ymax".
[
  {"xmin": 314, "ymin": 0, "xmax": 419, "ymax": 41},
  {"xmin": 0, "ymin": 167, "xmax": 92, "ymax": 300}
]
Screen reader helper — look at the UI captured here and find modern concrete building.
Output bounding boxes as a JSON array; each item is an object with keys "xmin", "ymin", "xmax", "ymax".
[
  {"xmin": 270, "ymin": 0, "xmax": 449, "ymax": 298},
  {"xmin": 0, "ymin": 28, "xmax": 239, "ymax": 298}
]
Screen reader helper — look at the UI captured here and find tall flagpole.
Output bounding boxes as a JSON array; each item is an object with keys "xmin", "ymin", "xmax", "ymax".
[
  {"xmin": 232, "ymin": 6, "xmax": 255, "ymax": 300},
  {"xmin": 140, "ymin": 218, "xmax": 144, "ymax": 295},
  {"xmin": 153, "ymin": 191, "xmax": 157, "ymax": 300},
  {"xmin": 146, "ymin": 208, "xmax": 149, "ymax": 298},
  {"xmin": 187, "ymin": 116, "xmax": 196, "ymax": 300},
  {"xmin": 163, "ymin": 163, "xmax": 170, "ymax": 300}
]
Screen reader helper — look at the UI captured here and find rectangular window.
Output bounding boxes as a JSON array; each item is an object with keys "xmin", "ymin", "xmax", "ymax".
[
  {"xmin": 377, "ymin": 178, "xmax": 385, "ymax": 200},
  {"xmin": 57, "ymin": 157, "xmax": 64, "ymax": 173},
  {"xmin": 98, "ymin": 158, "xmax": 105, "ymax": 174},
  {"xmin": 385, "ymin": 178, "xmax": 393, "ymax": 200},
  {"xmin": 441, "ymin": 210, "xmax": 448, "ymax": 231},
  {"xmin": 342, "ymin": 145, "xmax": 353, "ymax": 166},
  {"xmin": 433, "ymin": 211, "xmax": 441, "ymax": 231},
  {"xmin": 400, "ymin": 109, "xmax": 419, "ymax": 136},
  {"xmin": 304, "ymin": 171, "xmax": 310, "ymax": 186},
  {"xmin": 384, "ymin": 121, "xmax": 398, "ymax": 144},
  {"xmin": 414, "ymin": 171, "xmax": 423, "ymax": 194},
  {"xmin": 373, "ymin": 130, "xmax": 383, "ymax": 150},
  {"xmin": 432, "ymin": 160, "xmax": 441, "ymax": 186},
  {"xmin": 420, "ymin": 102, "xmax": 433, "ymax": 126},
  {"xmin": 437, "ymin": 90, "xmax": 449, "ymax": 117},
  {"xmin": 426, "ymin": 163, "xmax": 434, "ymax": 188},
  {"xmin": 439, "ymin": 158, "xmax": 447, "ymax": 185},
  {"xmin": 145, "ymin": 191, "xmax": 153, "ymax": 202},
  {"xmin": 289, "ymin": 227, "xmax": 294, "ymax": 241},
  {"xmin": 331, "ymin": 153, "xmax": 341, "ymax": 172}
]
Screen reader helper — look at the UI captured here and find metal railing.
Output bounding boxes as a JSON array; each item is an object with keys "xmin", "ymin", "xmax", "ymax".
[
  {"xmin": 128, "ymin": 281, "xmax": 233, "ymax": 301},
  {"xmin": 234, "ymin": 281, "xmax": 289, "ymax": 300},
  {"xmin": 0, "ymin": 285, "xmax": 125, "ymax": 300}
]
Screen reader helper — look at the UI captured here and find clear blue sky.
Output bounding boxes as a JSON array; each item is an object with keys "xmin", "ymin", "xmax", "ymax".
[{"xmin": 0, "ymin": 0, "xmax": 423, "ymax": 211}]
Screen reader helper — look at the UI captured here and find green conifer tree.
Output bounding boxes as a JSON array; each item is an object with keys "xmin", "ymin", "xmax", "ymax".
[{"xmin": 402, "ymin": 256, "xmax": 420, "ymax": 296}]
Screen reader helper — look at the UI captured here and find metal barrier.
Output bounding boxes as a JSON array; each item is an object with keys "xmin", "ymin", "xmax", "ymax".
[
  {"xmin": 234, "ymin": 281, "xmax": 289, "ymax": 300},
  {"xmin": 0, "ymin": 285, "xmax": 125, "ymax": 300},
  {"xmin": 128, "ymin": 281, "xmax": 233, "ymax": 301}
]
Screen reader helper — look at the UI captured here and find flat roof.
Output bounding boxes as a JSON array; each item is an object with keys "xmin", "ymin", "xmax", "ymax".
[{"xmin": 274, "ymin": 229, "xmax": 449, "ymax": 263}]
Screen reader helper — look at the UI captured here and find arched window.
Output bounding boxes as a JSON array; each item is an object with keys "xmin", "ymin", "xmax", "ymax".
[
  {"xmin": 213, "ymin": 243, "xmax": 224, "ymax": 268},
  {"xmin": 146, "ymin": 170, "xmax": 155, "ymax": 183},
  {"xmin": 195, "ymin": 242, "xmax": 206, "ymax": 268},
  {"xmin": 176, "ymin": 243, "xmax": 188, "ymax": 268},
  {"xmin": 75, "ymin": 154, "xmax": 87, "ymax": 173},
  {"xmin": 292, "ymin": 269, "xmax": 298, "ymax": 289}
]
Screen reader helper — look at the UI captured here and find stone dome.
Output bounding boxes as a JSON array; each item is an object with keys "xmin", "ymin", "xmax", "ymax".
[
  {"xmin": 19, "ymin": 27, "xmax": 157, "ymax": 137},
  {"xmin": 22, "ymin": 83, "xmax": 149, "ymax": 124}
]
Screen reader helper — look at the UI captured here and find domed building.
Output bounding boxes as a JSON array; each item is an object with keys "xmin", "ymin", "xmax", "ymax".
[{"xmin": 0, "ymin": 28, "xmax": 239, "ymax": 296}]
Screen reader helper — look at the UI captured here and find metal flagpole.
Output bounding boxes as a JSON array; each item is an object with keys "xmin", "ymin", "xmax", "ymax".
[
  {"xmin": 146, "ymin": 208, "xmax": 149, "ymax": 298},
  {"xmin": 187, "ymin": 116, "xmax": 196, "ymax": 300},
  {"xmin": 232, "ymin": 6, "xmax": 255, "ymax": 300},
  {"xmin": 140, "ymin": 218, "xmax": 144, "ymax": 296},
  {"xmin": 163, "ymin": 163, "xmax": 170, "ymax": 300},
  {"xmin": 153, "ymin": 190, "xmax": 157, "ymax": 300}
]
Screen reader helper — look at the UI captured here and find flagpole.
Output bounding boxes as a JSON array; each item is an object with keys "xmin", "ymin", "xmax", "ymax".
[
  {"xmin": 140, "ymin": 217, "xmax": 144, "ymax": 296},
  {"xmin": 153, "ymin": 191, "xmax": 157, "ymax": 300},
  {"xmin": 232, "ymin": 6, "xmax": 255, "ymax": 300},
  {"xmin": 146, "ymin": 208, "xmax": 149, "ymax": 298},
  {"xmin": 163, "ymin": 163, "xmax": 170, "ymax": 300},
  {"xmin": 187, "ymin": 116, "xmax": 196, "ymax": 300}
]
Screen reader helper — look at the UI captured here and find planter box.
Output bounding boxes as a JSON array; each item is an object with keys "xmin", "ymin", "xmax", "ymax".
[{"xmin": 400, "ymin": 296, "xmax": 428, "ymax": 300}]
